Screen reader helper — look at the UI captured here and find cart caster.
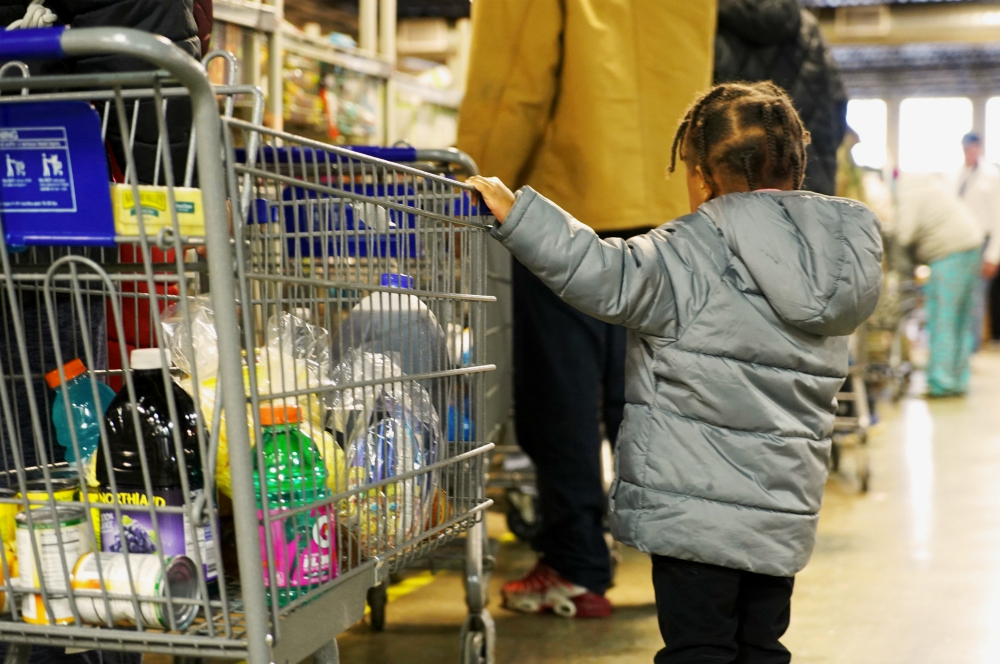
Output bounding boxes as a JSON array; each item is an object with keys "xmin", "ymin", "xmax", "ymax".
[
  {"xmin": 3, "ymin": 644, "xmax": 31, "ymax": 664},
  {"xmin": 858, "ymin": 435, "xmax": 871, "ymax": 493},
  {"xmin": 368, "ymin": 581, "xmax": 388, "ymax": 631},
  {"xmin": 460, "ymin": 611, "xmax": 495, "ymax": 664},
  {"xmin": 313, "ymin": 640, "xmax": 340, "ymax": 664},
  {"xmin": 505, "ymin": 490, "xmax": 540, "ymax": 543}
]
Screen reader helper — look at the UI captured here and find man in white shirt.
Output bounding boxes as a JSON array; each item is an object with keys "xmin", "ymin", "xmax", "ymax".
[
  {"xmin": 897, "ymin": 173, "xmax": 984, "ymax": 396},
  {"xmin": 957, "ymin": 132, "xmax": 1000, "ymax": 347}
]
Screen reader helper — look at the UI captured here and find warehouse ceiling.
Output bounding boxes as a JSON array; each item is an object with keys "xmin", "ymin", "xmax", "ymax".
[
  {"xmin": 804, "ymin": 0, "xmax": 988, "ymax": 6},
  {"xmin": 831, "ymin": 42, "xmax": 1000, "ymax": 97},
  {"xmin": 810, "ymin": 1, "xmax": 1000, "ymax": 96}
]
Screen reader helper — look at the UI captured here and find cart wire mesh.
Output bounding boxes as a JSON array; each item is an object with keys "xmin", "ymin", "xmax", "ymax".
[{"xmin": 0, "ymin": 36, "xmax": 495, "ymax": 662}]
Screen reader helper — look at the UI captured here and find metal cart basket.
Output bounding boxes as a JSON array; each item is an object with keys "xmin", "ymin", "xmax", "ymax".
[{"xmin": 0, "ymin": 27, "xmax": 495, "ymax": 664}]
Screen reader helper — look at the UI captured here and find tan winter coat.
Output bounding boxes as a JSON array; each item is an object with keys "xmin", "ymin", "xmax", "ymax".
[{"xmin": 457, "ymin": 0, "xmax": 717, "ymax": 232}]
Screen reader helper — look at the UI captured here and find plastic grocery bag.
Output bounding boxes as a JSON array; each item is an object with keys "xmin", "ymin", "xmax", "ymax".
[
  {"xmin": 257, "ymin": 312, "xmax": 347, "ymax": 492},
  {"xmin": 328, "ymin": 350, "xmax": 441, "ymax": 557},
  {"xmin": 163, "ymin": 302, "xmax": 346, "ymax": 497}
]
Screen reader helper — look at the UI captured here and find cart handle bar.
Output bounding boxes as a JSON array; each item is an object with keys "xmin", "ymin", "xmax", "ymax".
[{"xmin": 0, "ymin": 26, "xmax": 65, "ymax": 60}]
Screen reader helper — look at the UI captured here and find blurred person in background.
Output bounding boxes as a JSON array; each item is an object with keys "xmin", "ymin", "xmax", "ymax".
[
  {"xmin": 896, "ymin": 174, "xmax": 984, "ymax": 397},
  {"xmin": 956, "ymin": 132, "xmax": 1000, "ymax": 349},
  {"xmin": 457, "ymin": 0, "xmax": 717, "ymax": 617},
  {"xmin": 714, "ymin": 0, "xmax": 847, "ymax": 195}
]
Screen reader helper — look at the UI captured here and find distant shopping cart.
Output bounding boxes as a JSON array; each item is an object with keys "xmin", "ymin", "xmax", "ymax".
[{"xmin": 0, "ymin": 26, "xmax": 495, "ymax": 664}]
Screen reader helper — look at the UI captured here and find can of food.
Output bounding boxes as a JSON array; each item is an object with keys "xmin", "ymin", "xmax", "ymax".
[
  {"xmin": 71, "ymin": 552, "xmax": 200, "ymax": 630},
  {"xmin": 25, "ymin": 467, "xmax": 80, "ymax": 483},
  {"xmin": 0, "ymin": 542, "xmax": 17, "ymax": 614},
  {"xmin": 16, "ymin": 505, "xmax": 90, "ymax": 624},
  {"xmin": 0, "ymin": 488, "xmax": 18, "ymax": 543},
  {"xmin": 0, "ymin": 487, "xmax": 18, "ymax": 601},
  {"xmin": 17, "ymin": 478, "xmax": 80, "ymax": 507}
]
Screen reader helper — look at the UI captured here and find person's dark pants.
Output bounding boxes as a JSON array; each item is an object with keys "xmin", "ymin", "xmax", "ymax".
[
  {"xmin": 512, "ymin": 258, "xmax": 626, "ymax": 596},
  {"xmin": 652, "ymin": 556, "xmax": 794, "ymax": 664},
  {"xmin": 990, "ymin": 271, "xmax": 1000, "ymax": 342}
]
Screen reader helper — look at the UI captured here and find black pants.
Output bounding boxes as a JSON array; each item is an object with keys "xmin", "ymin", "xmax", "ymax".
[
  {"xmin": 652, "ymin": 556, "xmax": 794, "ymax": 664},
  {"xmin": 990, "ymin": 273, "xmax": 1000, "ymax": 341},
  {"xmin": 512, "ymin": 258, "xmax": 626, "ymax": 595}
]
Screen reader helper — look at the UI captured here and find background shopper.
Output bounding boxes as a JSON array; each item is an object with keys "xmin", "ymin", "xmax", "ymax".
[
  {"xmin": 896, "ymin": 174, "xmax": 984, "ymax": 397},
  {"xmin": 457, "ymin": 0, "xmax": 717, "ymax": 616},
  {"xmin": 714, "ymin": 0, "xmax": 847, "ymax": 195},
  {"xmin": 956, "ymin": 132, "xmax": 1000, "ymax": 348}
]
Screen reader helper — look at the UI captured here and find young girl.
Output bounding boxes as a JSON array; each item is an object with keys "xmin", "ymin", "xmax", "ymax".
[{"xmin": 470, "ymin": 82, "xmax": 883, "ymax": 663}]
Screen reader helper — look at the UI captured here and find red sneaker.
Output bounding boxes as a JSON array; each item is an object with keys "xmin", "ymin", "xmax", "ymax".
[{"xmin": 501, "ymin": 561, "xmax": 613, "ymax": 618}]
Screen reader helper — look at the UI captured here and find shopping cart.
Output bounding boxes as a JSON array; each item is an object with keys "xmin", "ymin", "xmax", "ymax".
[
  {"xmin": 0, "ymin": 26, "xmax": 495, "ymax": 664},
  {"xmin": 307, "ymin": 147, "xmax": 502, "ymax": 636},
  {"xmin": 864, "ymin": 271, "xmax": 921, "ymax": 403},
  {"xmin": 830, "ymin": 333, "xmax": 872, "ymax": 493}
]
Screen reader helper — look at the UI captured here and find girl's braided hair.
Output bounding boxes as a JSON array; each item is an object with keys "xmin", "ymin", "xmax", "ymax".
[{"xmin": 669, "ymin": 81, "xmax": 811, "ymax": 195}]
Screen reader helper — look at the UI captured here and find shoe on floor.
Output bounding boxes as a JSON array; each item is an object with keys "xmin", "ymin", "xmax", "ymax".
[{"xmin": 501, "ymin": 561, "xmax": 613, "ymax": 618}]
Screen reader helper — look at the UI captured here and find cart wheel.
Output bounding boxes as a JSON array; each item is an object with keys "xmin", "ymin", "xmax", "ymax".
[
  {"xmin": 462, "ymin": 630, "xmax": 486, "ymax": 664},
  {"xmin": 858, "ymin": 435, "xmax": 871, "ymax": 493},
  {"xmin": 368, "ymin": 582, "xmax": 388, "ymax": 631},
  {"xmin": 505, "ymin": 492, "xmax": 540, "ymax": 543}
]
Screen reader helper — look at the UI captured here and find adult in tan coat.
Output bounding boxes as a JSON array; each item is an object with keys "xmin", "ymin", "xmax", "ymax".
[{"xmin": 457, "ymin": 0, "xmax": 716, "ymax": 617}]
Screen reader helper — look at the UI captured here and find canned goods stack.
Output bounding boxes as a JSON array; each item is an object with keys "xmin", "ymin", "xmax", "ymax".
[
  {"xmin": 0, "ymin": 26, "xmax": 494, "ymax": 664},
  {"xmin": 16, "ymin": 505, "xmax": 89, "ymax": 626}
]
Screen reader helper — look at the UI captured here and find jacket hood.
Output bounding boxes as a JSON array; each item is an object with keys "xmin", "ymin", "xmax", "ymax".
[
  {"xmin": 701, "ymin": 191, "xmax": 883, "ymax": 337},
  {"xmin": 717, "ymin": 0, "xmax": 801, "ymax": 47}
]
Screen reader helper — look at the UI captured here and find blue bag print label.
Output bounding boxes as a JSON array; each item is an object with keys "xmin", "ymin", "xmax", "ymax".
[{"xmin": 98, "ymin": 487, "xmax": 217, "ymax": 582}]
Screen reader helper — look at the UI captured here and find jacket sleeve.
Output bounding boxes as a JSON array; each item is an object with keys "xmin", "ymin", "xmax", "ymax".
[
  {"xmin": 455, "ymin": 0, "xmax": 562, "ymax": 188},
  {"xmin": 493, "ymin": 188, "xmax": 676, "ymax": 335}
]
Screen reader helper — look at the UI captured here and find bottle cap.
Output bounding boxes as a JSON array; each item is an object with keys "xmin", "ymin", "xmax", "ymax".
[
  {"xmin": 260, "ymin": 403, "xmax": 301, "ymax": 426},
  {"xmin": 380, "ymin": 273, "xmax": 414, "ymax": 289},
  {"xmin": 45, "ymin": 358, "xmax": 87, "ymax": 389},
  {"xmin": 131, "ymin": 348, "xmax": 171, "ymax": 371}
]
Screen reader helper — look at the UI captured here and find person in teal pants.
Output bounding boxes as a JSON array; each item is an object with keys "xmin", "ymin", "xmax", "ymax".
[
  {"xmin": 925, "ymin": 249, "xmax": 983, "ymax": 395},
  {"xmin": 896, "ymin": 174, "xmax": 985, "ymax": 397}
]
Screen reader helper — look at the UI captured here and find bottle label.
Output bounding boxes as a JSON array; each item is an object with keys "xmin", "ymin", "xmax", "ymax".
[
  {"xmin": 258, "ymin": 502, "xmax": 336, "ymax": 591},
  {"xmin": 98, "ymin": 487, "xmax": 217, "ymax": 582}
]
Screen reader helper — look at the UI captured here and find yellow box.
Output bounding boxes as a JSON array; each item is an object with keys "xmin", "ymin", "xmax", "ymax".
[{"xmin": 111, "ymin": 184, "xmax": 206, "ymax": 237}]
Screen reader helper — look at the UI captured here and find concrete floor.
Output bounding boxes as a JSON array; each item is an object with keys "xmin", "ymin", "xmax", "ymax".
[{"xmin": 334, "ymin": 349, "xmax": 1000, "ymax": 664}]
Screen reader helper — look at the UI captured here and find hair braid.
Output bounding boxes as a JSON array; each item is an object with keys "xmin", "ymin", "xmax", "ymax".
[
  {"xmin": 668, "ymin": 116, "xmax": 692, "ymax": 174},
  {"xmin": 793, "ymin": 149, "xmax": 804, "ymax": 189},
  {"xmin": 772, "ymin": 102, "xmax": 788, "ymax": 164},
  {"xmin": 742, "ymin": 152, "xmax": 757, "ymax": 191},
  {"xmin": 697, "ymin": 119, "xmax": 714, "ymax": 192},
  {"xmin": 762, "ymin": 102, "xmax": 777, "ymax": 169}
]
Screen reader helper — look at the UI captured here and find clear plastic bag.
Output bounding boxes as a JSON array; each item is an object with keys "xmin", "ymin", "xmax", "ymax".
[
  {"xmin": 329, "ymin": 350, "xmax": 441, "ymax": 557},
  {"xmin": 164, "ymin": 303, "xmax": 346, "ymax": 497}
]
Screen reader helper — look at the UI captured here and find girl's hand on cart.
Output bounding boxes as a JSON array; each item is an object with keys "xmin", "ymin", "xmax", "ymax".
[{"xmin": 468, "ymin": 176, "xmax": 515, "ymax": 223}]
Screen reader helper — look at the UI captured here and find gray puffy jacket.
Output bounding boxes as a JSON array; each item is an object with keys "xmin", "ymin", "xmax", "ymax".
[{"xmin": 493, "ymin": 187, "xmax": 883, "ymax": 577}]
